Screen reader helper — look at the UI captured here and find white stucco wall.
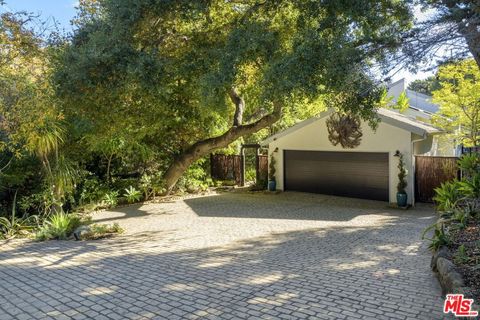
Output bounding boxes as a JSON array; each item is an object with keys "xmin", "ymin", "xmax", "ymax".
[{"xmin": 268, "ymin": 117, "xmax": 415, "ymax": 204}]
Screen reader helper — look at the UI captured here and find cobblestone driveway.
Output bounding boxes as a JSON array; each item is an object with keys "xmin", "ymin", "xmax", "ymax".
[{"xmin": 0, "ymin": 192, "xmax": 448, "ymax": 319}]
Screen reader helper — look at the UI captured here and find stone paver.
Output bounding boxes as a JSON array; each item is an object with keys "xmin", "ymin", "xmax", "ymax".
[{"xmin": 0, "ymin": 192, "xmax": 450, "ymax": 319}]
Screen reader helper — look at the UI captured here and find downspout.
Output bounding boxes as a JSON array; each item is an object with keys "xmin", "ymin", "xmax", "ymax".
[{"xmin": 411, "ymin": 134, "xmax": 428, "ymax": 207}]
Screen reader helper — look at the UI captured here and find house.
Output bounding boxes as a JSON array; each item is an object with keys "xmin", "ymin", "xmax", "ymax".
[
  {"xmin": 387, "ymin": 78, "xmax": 457, "ymax": 156},
  {"xmin": 387, "ymin": 78, "xmax": 439, "ymax": 121},
  {"xmin": 261, "ymin": 108, "xmax": 443, "ymax": 205}
]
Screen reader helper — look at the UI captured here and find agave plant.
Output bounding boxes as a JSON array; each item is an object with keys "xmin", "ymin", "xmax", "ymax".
[
  {"xmin": 0, "ymin": 192, "xmax": 38, "ymax": 239},
  {"xmin": 36, "ymin": 212, "xmax": 82, "ymax": 241},
  {"xmin": 103, "ymin": 191, "xmax": 119, "ymax": 208},
  {"xmin": 0, "ymin": 215, "xmax": 37, "ymax": 239},
  {"xmin": 123, "ymin": 186, "xmax": 142, "ymax": 204}
]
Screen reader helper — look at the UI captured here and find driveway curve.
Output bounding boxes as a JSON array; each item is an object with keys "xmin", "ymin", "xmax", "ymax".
[{"xmin": 0, "ymin": 192, "xmax": 448, "ymax": 319}]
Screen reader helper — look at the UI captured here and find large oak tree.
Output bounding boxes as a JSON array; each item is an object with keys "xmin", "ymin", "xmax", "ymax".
[{"xmin": 56, "ymin": 0, "xmax": 413, "ymax": 191}]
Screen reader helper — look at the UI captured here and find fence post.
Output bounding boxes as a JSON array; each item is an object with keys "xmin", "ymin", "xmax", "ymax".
[
  {"xmin": 210, "ymin": 154, "xmax": 214, "ymax": 180},
  {"xmin": 255, "ymin": 152, "xmax": 260, "ymax": 184},
  {"xmin": 240, "ymin": 150, "xmax": 245, "ymax": 187}
]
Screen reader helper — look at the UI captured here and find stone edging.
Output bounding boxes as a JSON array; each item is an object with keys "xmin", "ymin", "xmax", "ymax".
[{"xmin": 431, "ymin": 242, "xmax": 479, "ymax": 311}]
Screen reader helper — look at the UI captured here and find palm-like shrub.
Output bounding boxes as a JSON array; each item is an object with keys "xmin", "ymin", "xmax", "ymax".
[{"xmin": 433, "ymin": 180, "xmax": 463, "ymax": 212}]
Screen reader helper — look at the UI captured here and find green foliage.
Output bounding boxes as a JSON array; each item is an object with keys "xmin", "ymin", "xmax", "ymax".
[
  {"xmin": 36, "ymin": 212, "xmax": 83, "ymax": 241},
  {"xmin": 454, "ymin": 245, "xmax": 470, "ymax": 264},
  {"xmin": 458, "ymin": 153, "xmax": 480, "ymax": 177},
  {"xmin": 0, "ymin": 191, "xmax": 39, "ymax": 239},
  {"xmin": 458, "ymin": 174, "xmax": 480, "ymax": 200},
  {"xmin": 79, "ymin": 177, "xmax": 108, "ymax": 205},
  {"xmin": 450, "ymin": 210, "xmax": 471, "ymax": 231},
  {"xmin": 395, "ymin": 92, "xmax": 410, "ymax": 113},
  {"xmin": 176, "ymin": 159, "xmax": 210, "ymax": 193},
  {"xmin": 434, "ymin": 154, "xmax": 480, "ymax": 214},
  {"xmin": 422, "ymin": 222, "xmax": 450, "ymax": 251},
  {"xmin": 123, "ymin": 186, "xmax": 142, "ymax": 204},
  {"xmin": 396, "ymin": 151, "xmax": 407, "ymax": 194},
  {"xmin": 139, "ymin": 173, "xmax": 165, "ymax": 200},
  {"xmin": 245, "ymin": 168, "xmax": 256, "ymax": 183},
  {"xmin": 54, "ymin": 0, "xmax": 413, "ymax": 191},
  {"xmin": 76, "ymin": 223, "xmax": 124, "ymax": 240},
  {"xmin": 432, "ymin": 59, "xmax": 480, "ymax": 147},
  {"xmin": 269, "ymin": 154, "xmax": 276, "ymax": 181},
  {"xmin": 2, "ymin": 0, "xmax": 416, "ymax": 213},
  {"xmin": 433, "ymin": 180, "xmax": 463, "ymax": 212},
  {"xmin": 0, "ymin": 214, "xmax": 38, "ymax": 240},
  {"xmin": 427, "ymin": 153, "xmax": 480, "ymax": 251},
  {"xmin": 408, "ymin": 77, "xmax": 440, "ymax": 96},
  {"xmin": 102, "ymin": 191, "xmax": 119, "ymax": 208}
]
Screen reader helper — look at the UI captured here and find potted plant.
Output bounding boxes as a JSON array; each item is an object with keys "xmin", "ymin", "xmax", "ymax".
[
  {"xmin": 268, "ymin": 154, "xmax": 276, "ymax": 191},
  {"xmin": 395, "ymin": 150, "xmax": 408, "ymax": 207}
]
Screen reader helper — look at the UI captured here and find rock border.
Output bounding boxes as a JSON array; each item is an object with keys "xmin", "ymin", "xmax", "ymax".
[{"xmin": 431, "ymin": 238, "xmax": 479, "ymax": 311}]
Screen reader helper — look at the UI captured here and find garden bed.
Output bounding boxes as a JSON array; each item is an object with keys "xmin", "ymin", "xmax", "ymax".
[
  {"xmin": 424, "ymin": 153, "xmax": 480, "ymax": 307},
  {"xmin": 448, "ymin": 220, "xmax": 480, "ymax": 301}
]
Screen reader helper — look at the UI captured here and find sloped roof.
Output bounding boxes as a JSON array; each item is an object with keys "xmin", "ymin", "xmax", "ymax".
[
  {"xmin": 261, "ymin": 108, "xmax": 443, "ymax": 146},
  {"xmin": 387, "ymin": 78, "xmax": 439, "ymax": 114}
]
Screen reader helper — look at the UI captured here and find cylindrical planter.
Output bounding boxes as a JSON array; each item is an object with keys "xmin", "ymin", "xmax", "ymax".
[
  {"xmin": 268, "ymin": 180, "xmax": 276, "ymax": 191},
  {"xmin": 397, "ymin": 192, "xmax": 408, "ymax": 207}
]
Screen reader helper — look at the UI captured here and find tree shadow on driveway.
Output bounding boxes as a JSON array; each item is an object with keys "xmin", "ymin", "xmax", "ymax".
[
  {"xmin": 0, "ymin": 211, "xmax": 446, "ymax": 319},
  {"xmin": 184, "ymin": 191, "xmax": 435, "ymax": 221}
]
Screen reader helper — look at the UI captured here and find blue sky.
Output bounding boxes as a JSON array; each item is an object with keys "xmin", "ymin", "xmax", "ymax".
[
  {"xmin": 3, "ymin": 0, "xmax": 77, "ymax": 33},
  {"xmin": 3, "ymin": 0, "xmax": 433, "ymax": 83}
]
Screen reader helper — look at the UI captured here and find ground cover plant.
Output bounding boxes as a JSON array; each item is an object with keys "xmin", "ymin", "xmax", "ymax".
[{"xmin": 426, "ymin": 153, "xmax": 480, "ymax": 301}]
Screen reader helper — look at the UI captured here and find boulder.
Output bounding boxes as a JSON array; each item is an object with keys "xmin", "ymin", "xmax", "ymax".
[
  {"xmin": 73, "ymin": 225, "xmax": 92, "ymax": 241},
  {"xmin": 436, "ymin": 257, "xmax": 465, "ymax": 292},
  {"xmin": 431, "ymin": 246, "xmax": 450, "ymax": 272}
]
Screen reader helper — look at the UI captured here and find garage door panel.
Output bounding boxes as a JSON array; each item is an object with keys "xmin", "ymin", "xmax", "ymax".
[
  {"xmin": 284, "ymin": 150, "xmax": 389, "ymax": 201},
  {"xmin": 287, "ymin": 163, "xmax": 388, "ymax": 177},
  {"xmin": 286, "ymin": 174, "xmax": 387, "ymax": 186}
]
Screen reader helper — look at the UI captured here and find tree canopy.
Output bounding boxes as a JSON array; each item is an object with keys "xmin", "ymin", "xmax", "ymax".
[
  {"xmin": 403, "ymin": 1, "xmax": 480, "ymax": 70},
  {"xmin": 408, "ymin": 76, "xmax": 440, "ymax": 95},
  {"xmin": 432, "ymin": 59, "xmax": 480, "ymax": 147},
  {"xmin": 56, "ymin": 0, "xmax": 413, "ymax": 190}
]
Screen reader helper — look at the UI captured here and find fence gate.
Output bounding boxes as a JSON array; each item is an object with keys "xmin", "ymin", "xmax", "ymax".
[
  {"xmin": 415, "ymin": 156, "xmax": 459, "ymax": 203},
  {"xmin": 211, "ymin": 154, "xmax": 268, "ymax": 186},
  {"xmin": 210, "ymin": 154, "xmax": 242, "ymax": 185}
]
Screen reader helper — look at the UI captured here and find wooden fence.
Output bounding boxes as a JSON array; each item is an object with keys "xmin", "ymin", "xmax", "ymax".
[
  {"xmin": 210, "ymin": 154, "xmax": 242, "ymax": 185},
  {"xmin": 211, "ymin": 154, "xmax": 268, "ymax": 186},
  {"xmin": 257, "ymin": 155, "xmax": 268, "ymax": 184},
  {"xmin": 415, "ymin": 156, "xmax": 459, "ymax": 203}
]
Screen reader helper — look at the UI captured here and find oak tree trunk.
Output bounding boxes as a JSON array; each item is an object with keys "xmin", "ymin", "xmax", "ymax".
[{"xmin": 163, "ymin": 96, "xmax": 282, "ymax": 193}]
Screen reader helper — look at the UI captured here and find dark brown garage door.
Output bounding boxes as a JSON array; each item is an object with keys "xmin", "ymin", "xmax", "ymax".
[{"xmin": 284, "ymin": 150, "xmax": 389, "ymax": 201}]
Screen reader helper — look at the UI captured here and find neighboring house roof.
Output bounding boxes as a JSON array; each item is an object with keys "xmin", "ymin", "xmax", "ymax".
[
  {"xmin": 405, "ymin": 89, "xmax": 438, "ymax": 113},
  {"xmin": 261, "ymin": 108, "xmax": 443, "ymax": 146},
  {"xmin": 387, "ymin": 78, "xmax": 439, "ymax": 114}
]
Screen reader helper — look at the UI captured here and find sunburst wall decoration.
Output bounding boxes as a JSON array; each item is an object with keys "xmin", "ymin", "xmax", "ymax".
[{"xmin": 326, "ymin": 113, "xmax": 363, "ymax": 148}]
